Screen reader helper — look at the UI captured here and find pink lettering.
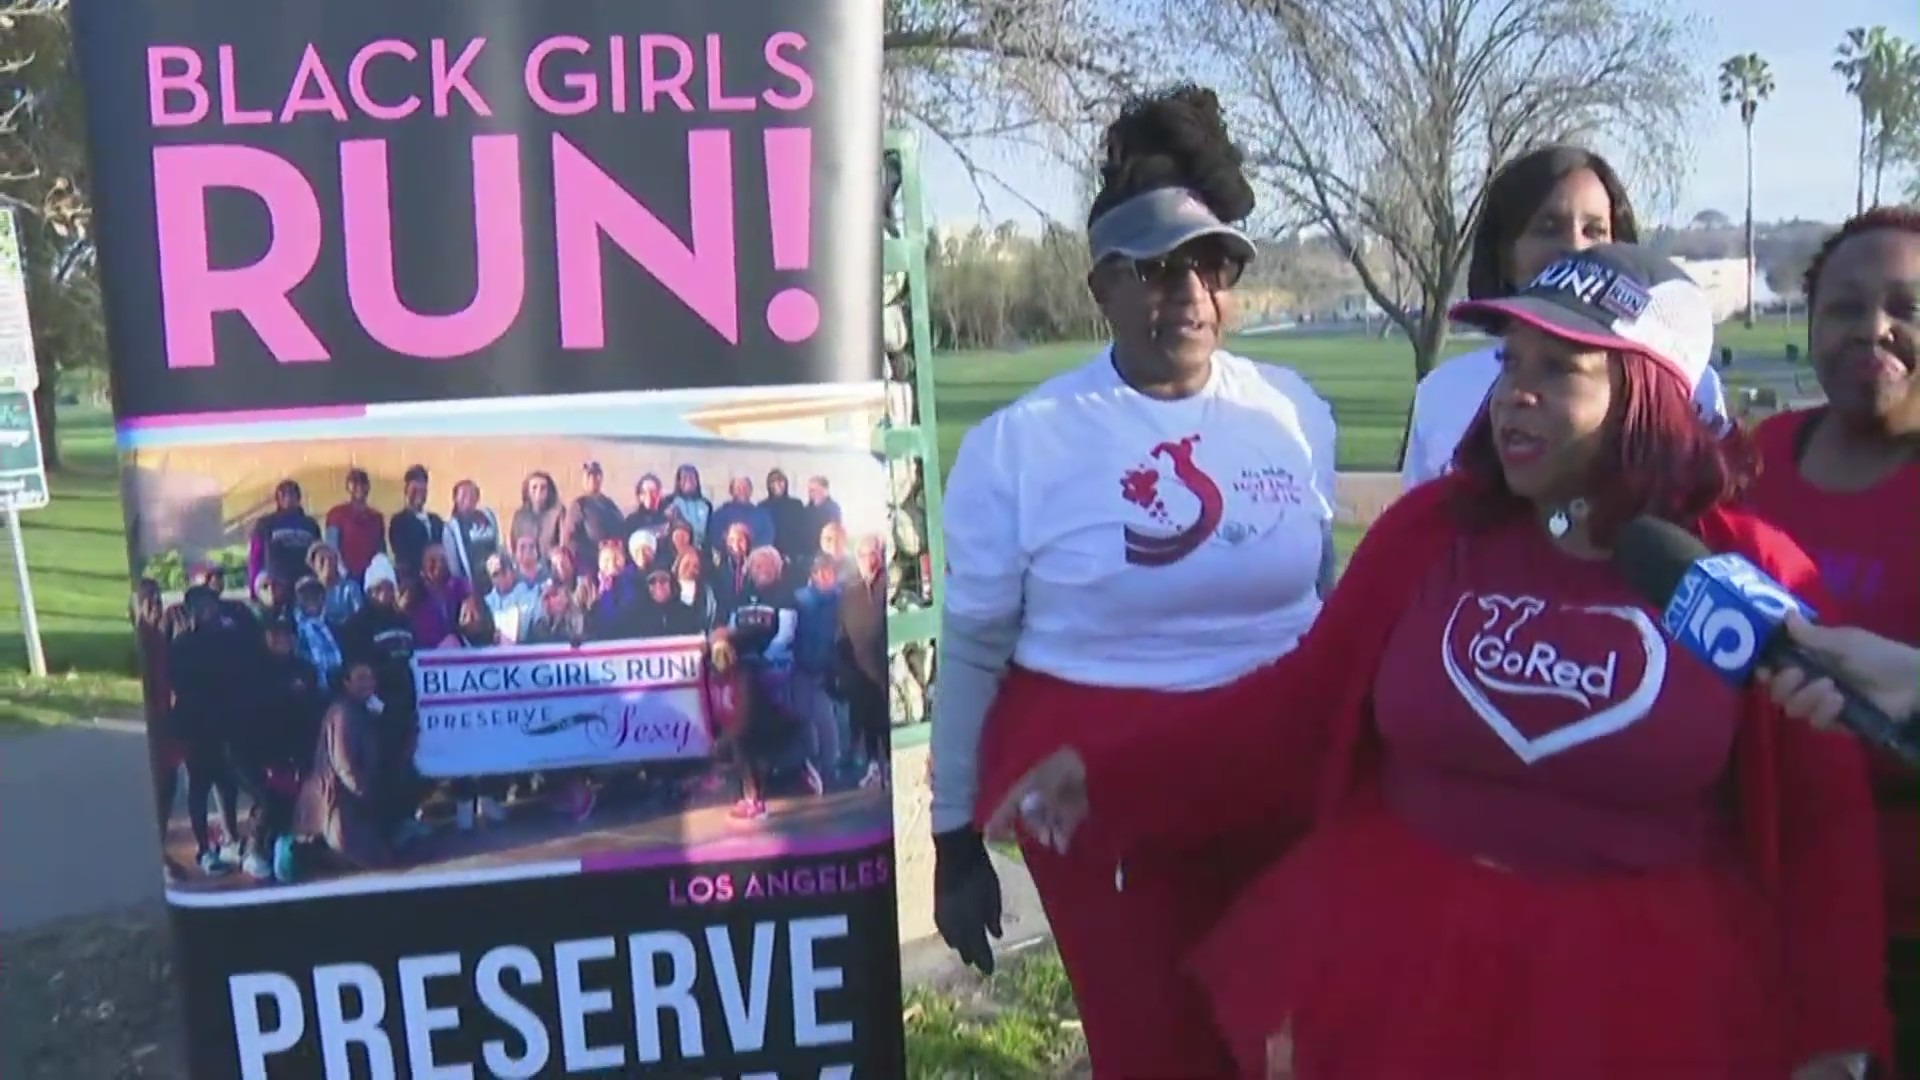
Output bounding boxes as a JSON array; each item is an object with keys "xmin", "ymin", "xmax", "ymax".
[
  {"xmin": 279, "ymin": 45, "xmax": 349, "ymax": 123},
  {"xmin": 553, "ymin": 130, "xmax": 738, "ymax": 347},
  {"xmin": 762, "ymin": 33, "xmax": 814, "ymax": 110},
  {"xmin": 152, "ymin": 132, "xmax": 749, "ymax": 366},
  {"xmin": 340, "ymin": 135, "xmax": 525, "ymax": 359},
  {"xmin": 218, "ymin": 46, "xmax": 273, "ymax": 125},
  {"xmin": 638, "ymin": 34, "xmax": 695, "ymax": 112},
  {"xmin": 430, "ymin": 38, "xmax": 491, "ymax": 117},
  {"xmin": 147, "ymin": 46, "xmax": 209, "ymax": 127},
  {"xmin": 346, "ymin": 40, "xmax": 421, "ymax": 121},
  {"xmin": 152, "ymin": 144, "xmax": 326, "ymax": 368},
  {"xmin": 703, "ymin": 34, "xmax": 756, "ymax": 112},
  {"xmin": 607, "ymin": 36, "xmax": 630, "ymax": 113},
  {"xmin": 524, "ymin": 35, "xmax": 596, "ymax": 116}
]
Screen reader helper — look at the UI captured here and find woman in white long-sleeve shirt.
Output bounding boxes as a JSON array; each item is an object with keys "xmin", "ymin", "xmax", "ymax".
[
  {"xmin": 927, "ymin": 84, "xmax": 1338, "ymax": 1077},
  {"xmin": 1402, "ymin": 145, "xmax": 1728, "ymax": 488}
]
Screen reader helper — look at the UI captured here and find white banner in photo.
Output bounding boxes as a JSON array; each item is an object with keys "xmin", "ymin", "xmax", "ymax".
[{"xmin": 413, "ymin": 638, "xmax": 713, "ymax": 777}]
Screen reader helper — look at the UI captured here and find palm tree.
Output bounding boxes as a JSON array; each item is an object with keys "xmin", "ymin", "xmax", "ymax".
[
  {"xmin": 1719, "ymin": 53, "xmax": 1774, "ymax": 329},
  {"xmin": 1835, "ymin": 27, "xmax": 1897, "ymax": 213},
  {"xmin": 1870, "ymin": 42, "xmax": 1920, "ymax": 206}
]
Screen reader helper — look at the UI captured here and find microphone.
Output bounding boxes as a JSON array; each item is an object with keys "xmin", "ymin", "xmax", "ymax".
[{"xmin": 1612, "ymin": 516, "xmax": 1920, "ymax": 768}]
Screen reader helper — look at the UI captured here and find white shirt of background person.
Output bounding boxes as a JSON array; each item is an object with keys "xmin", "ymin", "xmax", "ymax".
[
  {"xmin": 1400, "ymin": 345, "xmax": 1730, "ymax": 489},
  {"xmin": 929, "ymin": 346, "xmax": 1338, "ymax": 832}
]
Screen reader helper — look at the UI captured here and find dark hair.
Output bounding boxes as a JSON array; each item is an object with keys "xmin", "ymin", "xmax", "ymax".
[
  {"xmin": 1802, "ymin": 205, "xmax": 1920, "ymax": 302},
  {"xmin": 274, "ymin": 478, "xmax": 301, "ymax": 501},
  {"xmin": 403, "ymin": 464, "xmax": 429, "ymax": 484},
  {"xmin": 521, "ymin": 470, "xmax": 559, "ymax": 511},
  {"xmin": 1467, "ymin": 146, "xmax": 1638, "ymax": 300},
  {"xmin": 1449, "ymin": 351, "xmax": 1756, "ymax": 544},
  {"xmin": 1086, "ymin": 84, "xmax": 1255, "ymax": 229},
  {"xmin": 345, "ymin": 467, "xmax": 369, "ymax": 487},
  {"xmin": 458, "ymin": 595, "xmax": 496, "ymax": 643}
]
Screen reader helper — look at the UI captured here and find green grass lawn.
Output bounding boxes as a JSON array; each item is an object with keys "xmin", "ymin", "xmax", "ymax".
[
  {"xmin": 932, "ymin": 318, "xmax": 1808, "ymax": 477},
  {"xmin": 0, "ymin": 407, "xmax": 144, "ymax": 726},
  {"xmin": 0, "ymin": 318, "xmax": 1810, "ymax": 729},
  {"xmin": 905, "ymin": 945, "xmax": 1085, "ymax": 1077}
]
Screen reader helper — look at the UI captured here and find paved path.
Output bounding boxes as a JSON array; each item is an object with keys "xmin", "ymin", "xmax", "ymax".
[
  {"xmin": 0, "ymin": 720, "xmax": 1044, "ymax": 990},
  {"xmin": 0, "ymin": 720, "xmax": 163, "ymax": 932}
]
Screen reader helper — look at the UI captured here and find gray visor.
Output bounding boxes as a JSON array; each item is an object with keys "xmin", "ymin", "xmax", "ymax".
[{"xmin": 1088, "ymin": 187, "xmax": 1256, "ymax": 263}]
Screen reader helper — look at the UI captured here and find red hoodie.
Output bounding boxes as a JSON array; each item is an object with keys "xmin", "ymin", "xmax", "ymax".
[{"xmin": 975, "ymin": 477, "xmax": 1889, "ymax": 1066}]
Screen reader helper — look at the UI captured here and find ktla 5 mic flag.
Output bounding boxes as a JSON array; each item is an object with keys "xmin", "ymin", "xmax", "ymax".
[{"xmin": 73, "ymin": 1, "xmax": 902, "ymax": 1076}]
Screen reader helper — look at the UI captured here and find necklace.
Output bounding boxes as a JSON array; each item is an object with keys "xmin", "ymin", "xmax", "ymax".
[{"xmin": 1546, "ymin": 497, "xmax": 1589, "ymax": 539}]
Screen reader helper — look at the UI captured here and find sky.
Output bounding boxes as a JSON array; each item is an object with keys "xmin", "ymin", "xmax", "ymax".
[{"xmin": 919, "ymin": 0, "xmax": 1920, "ymax": 233}]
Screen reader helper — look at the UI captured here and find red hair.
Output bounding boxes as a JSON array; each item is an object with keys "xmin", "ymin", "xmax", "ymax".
[{"xmin": 1449, "ymin": 350, "xmax": 1757, "ymax": 544}]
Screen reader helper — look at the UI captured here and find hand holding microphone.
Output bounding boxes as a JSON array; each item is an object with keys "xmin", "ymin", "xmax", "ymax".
[
  {"xmin": 1760, "ymin": 614, "xmax": 1920, "ymax": 732},
  {"xmin": 1612, "ymin": 517, "xmax": 1920, "ymax": 768}
]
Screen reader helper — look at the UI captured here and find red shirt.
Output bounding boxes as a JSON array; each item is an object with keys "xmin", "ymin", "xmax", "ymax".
[
  {"xmin": 979, "ymin": 480, "xmax": 1888, "ymax": 1064},
  {"xmin": 324, "ymin": 502, "xmax": 386, "ymax": 579},
  {"xmin": 1748, "ymin": 409, "xmax": 1920, "ymax": 936},
  {"xmin": 1374, "ymin": 519, "xmax": 1740, "ymax": 874}
]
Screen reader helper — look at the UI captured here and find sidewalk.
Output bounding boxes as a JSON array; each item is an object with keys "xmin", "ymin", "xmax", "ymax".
[
  {"xmin": 0, "ymin": 720, "xmax": 163, "ymax": 932},
  {"xmin": 0, "ymin": 718, "xmax": 1051, "ymax": 984}
]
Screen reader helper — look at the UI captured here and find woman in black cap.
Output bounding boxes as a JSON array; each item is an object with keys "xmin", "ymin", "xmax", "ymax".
[
  {"xmin": 1401, "ymin": 145, "xmax": 1728, "ymax": 488},
  {"xmin": 927, "ymin": 83, "xmax": 1340, "ymax": 1074}
]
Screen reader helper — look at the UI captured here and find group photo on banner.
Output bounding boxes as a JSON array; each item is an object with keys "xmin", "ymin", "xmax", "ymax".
[
  {"xmin": 130, "ymin": 439, "xmax": 893, "ymax": 893},
  {"xmin": 74, "ymin": 0, "xmax": 900, "ymax": 1075}
]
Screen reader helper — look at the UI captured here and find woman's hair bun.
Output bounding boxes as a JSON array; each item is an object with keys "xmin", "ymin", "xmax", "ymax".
[{"xmin": 1090, "ymin": 83, "xmax": 1255, "ymax": 226}]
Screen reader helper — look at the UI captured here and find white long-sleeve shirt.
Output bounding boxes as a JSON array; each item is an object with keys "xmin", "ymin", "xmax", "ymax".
[{"xmin": 930, "ymin": 348, "xmax": 1338, "ymax": 832}]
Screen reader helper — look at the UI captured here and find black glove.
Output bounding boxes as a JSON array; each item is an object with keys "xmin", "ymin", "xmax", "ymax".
[{"xmin": 933, "ymin": 827, "xmax": 1003, "ymax": 975}]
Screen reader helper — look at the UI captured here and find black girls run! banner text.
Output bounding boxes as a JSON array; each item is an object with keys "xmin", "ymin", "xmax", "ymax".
[{"xmin": 71, "ymin": 1, "xmax": 897, "ymax": 1075}]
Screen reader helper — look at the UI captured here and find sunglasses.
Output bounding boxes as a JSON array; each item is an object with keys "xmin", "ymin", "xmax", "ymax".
[{"xmin": 1109, "ymin": 245, "xmax": 1247, "ymax": 291}]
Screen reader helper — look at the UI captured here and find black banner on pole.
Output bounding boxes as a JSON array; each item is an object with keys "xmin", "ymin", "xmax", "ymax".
[{"xmin": 72, "ymin": 1, "xmax": 898, "ymax": 1075}]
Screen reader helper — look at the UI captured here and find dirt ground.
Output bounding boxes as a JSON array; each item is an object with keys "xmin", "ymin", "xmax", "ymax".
[{"xmin": 0, "ymin": 905, "xmax": 186, "ymax": 1080}]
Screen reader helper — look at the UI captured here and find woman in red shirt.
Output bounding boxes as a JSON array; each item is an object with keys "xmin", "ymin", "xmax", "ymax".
[
  {"xmin": 987, "ymin": 245, "xmax": 1887, "ymax": 1079},
  {"xmin": 1746, "ymin": 206, "xmax": 1920, "ymax": 1080}
]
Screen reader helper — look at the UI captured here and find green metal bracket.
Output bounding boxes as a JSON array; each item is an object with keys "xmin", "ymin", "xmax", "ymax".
[{"xmin": 880, "ymin": 130, "xmax": 945, "ymax": 657}]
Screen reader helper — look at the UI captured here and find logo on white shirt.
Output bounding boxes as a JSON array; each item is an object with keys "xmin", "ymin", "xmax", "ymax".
[
  {"xmin": 1117, "ymin": 433, "xmax": 1297, "ymax": 566},
  {"xmin": 1439, "ymin": 592, "xmax": 1667, "ymax": 764}
]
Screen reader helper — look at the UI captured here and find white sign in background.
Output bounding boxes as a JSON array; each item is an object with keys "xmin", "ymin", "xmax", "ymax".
[
  {"xmin": 412, "ymin": 636, "xmax": 715, "ymax": 778},
  {"xmin": 0, "ymin": 211, "xmax": 39, "ymax": 393}
]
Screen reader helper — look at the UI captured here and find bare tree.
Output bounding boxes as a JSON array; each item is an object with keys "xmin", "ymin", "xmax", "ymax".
[
  {"xmin": 883, "ymin": 0, "xmax": 1140, "ymax": 215},
  {"xmin": 0, "ymin": 0, "xmax": 92, "ymax": 466},
  {"xmin": 1186, "ymin": 0, "xmax": 1704, "ymax": 377}
]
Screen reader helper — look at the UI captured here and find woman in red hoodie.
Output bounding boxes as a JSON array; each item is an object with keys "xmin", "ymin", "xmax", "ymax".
[
  {"xmin": 1745, "ymin": 206, "xmax": 1920, "ymax": 1080},
  {"xmin": 988, "ymin": 245, "xmax": 1888, "ymax": 1080}
]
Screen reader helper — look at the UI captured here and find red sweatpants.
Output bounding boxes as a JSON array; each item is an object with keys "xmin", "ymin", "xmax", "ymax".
[{"xmin": 1022, "ymin": 839, "xmax": 1239, "ymax": 1078}]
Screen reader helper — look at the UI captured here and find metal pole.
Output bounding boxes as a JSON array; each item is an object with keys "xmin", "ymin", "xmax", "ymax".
[{"xmin": 5, "ymin": 503, "xmax": 45, "ymax": 676}]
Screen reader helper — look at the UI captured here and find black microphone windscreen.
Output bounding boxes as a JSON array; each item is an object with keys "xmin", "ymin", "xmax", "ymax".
[{"xmin": 1610, "ymin": 517, "xmax": 1713, "ymax": 608}]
